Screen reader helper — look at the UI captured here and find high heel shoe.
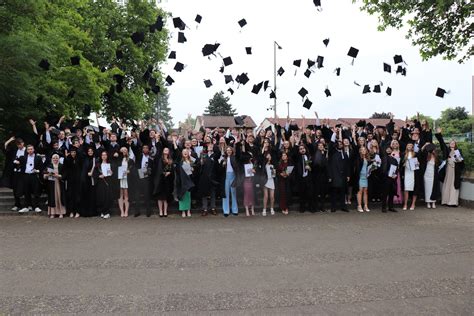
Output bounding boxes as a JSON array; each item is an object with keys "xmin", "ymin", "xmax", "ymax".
[{"xmin": 357, "ymin": 206, "xmax": 364, "ymax": 213}]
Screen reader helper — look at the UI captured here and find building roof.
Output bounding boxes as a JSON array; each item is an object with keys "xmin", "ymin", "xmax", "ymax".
[
  {"xmin": 338, "ymin": 118, "xmax": 406, "ymax": 127},
  {"xmin": 262, "ymin": 117, "xmax": 406, "ymax": 129},
  {"xmin": 197, "ymin": 115, "xmax": 257, "ymax": 129}
]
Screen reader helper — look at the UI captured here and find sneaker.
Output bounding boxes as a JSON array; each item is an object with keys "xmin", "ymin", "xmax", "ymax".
[
  {"xmin": 270, "ymin": 208, "xmax": 275, "ymax": 215},
  {"xmin": 18, "ymin": 207, "xmax": 29, "ymax": 213},
  {"xmin": 100, "ymin": 213, "xmax": 104, "ymax": 218},
  {"xmin": 427, "ymin": 203, "xmax": 431, "ymax": 209},
  {"xmin": 11, "ymin": 206, "xmax": 18, "ymax": 212},
  {"xmin": 364, "ymin": 207, "xmax": 370, "ymax": 212},
  {"xmin": 103, "ymin": 214, "xmax": 111, "ymax": 219},
  {"xmin": 34, "ymin": 207, "xmax": 42, "ymax": 213},
  {"xmin": 28, "ymin": 206, "xmax": 33, "ymax": 211},
  {"xmin": 432, "ymin": 203, "xmax": 436, "ymax": 209},
  {"xmin": 357, "ymin": 206, "xmax": 364, "ymax": 213},
  {"xmin": 262, "ymin": 209, "xmax": 267, "ymax": 216}
]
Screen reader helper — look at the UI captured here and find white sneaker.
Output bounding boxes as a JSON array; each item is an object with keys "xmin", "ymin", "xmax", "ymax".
[
  {"xmin": 432, "ymin": 203, "xmax": 436, "ymax": 209},
  {"xmin": 34, "ymin": 207, "xmax": 42, "ymax": 213},
  {"xmin": 364, "ymin": 208, "xmax": 371, "ymax": 212},
  {"xmin": 28, "ymin": 206, "xmax": 33, "ymax": 211},
  {"xmin": 262, "ymin": 209, "xmax": 267, "ymax": 217},
  {"xmin": 103, "ymin": 214, "xmax": 111, "ymax": 219},
  {"xmin": 18, "ymin": 207, "xmax": 29, "ymax": 213},
  {"xmin": 427, "ymin": 203, "xmax": 431, "ymax": 209},
  {"xmin": 100, "ymin": 213, "xmax": 104, "ymax": 218},
  {"xmin": 270, "ymin": 208, "xmax": 275, "ymax": 215},
  {"xmin": 11, "ymin": 206, "xmax": 18, "ymax": 212}
]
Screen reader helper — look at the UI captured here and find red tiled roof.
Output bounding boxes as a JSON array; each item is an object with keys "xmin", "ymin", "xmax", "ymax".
[{"xmin": 197, "ymin": 115, "xmax": 257, "ymax": 129}]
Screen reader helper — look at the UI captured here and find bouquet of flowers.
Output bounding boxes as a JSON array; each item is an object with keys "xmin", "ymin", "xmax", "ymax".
[{"xmin": 305, "ymin": 159, "xmax": 312, "ymax": 171}]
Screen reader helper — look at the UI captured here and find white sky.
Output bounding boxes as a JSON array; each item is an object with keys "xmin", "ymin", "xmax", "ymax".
[{"xmin": 159, "ymin": 0, "xmax": 473, "ymax": 126}]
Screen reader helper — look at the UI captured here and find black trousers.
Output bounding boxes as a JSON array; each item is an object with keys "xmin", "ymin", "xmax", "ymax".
[
  {"xmin": 381, "ymin": 177, "xmax": 396, "ymax": 210},
  {"xmin": 331, "ymin": 186, "xmax": 346, "ymax": 211},
  {"xmin": 136, "ymin": 178, "xmax": 151, "ymax": 216},
  {"xmin": 23, "ymin": 174, "xmax": 40, "ymax": 209},
  {"xmin": 313, "ymin": 180, "xmax": 327, "ymax": 211},
  {"xmin": 299, "ymin": 176, "xmax": 313, "ymax": 212},
  {"xmin": 12, "ymin": 172, "xmax": 23, "ymax": 208}
]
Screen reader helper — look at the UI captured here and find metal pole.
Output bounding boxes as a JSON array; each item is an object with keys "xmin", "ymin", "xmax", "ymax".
[
  {"xmin": 287, "ymin": 101, "xmax": 290, "ymax": 118},
  {"xmin": 273, "ymin": 41, "xmax": 277, "ymax": 119}
]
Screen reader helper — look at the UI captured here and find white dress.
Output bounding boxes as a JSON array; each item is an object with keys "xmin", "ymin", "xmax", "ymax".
[
  {"xmin": 120, "ymin": 159, "xmax": 128, "ymax": 189},
  {"xmin": 264, "ymin": 164, "xmax": 275, "ymax": 189},
  {"xmin": 404, "ymin": 154, "xmax": 415, "ymax": 191},
  {"xmin": 424, "ymin": 160, "xmax": 435, "ymax": 202}
]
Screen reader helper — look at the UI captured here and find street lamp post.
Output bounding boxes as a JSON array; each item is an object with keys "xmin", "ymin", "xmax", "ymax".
[{"xmin": 273, "ymin": 41, "xmax": 282, "ymax": 119}]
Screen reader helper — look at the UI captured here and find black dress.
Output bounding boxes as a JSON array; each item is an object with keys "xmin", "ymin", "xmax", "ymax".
[
  {"xmin": 94, "ymin": 161, "xmax": 113, "ymax": 215},
  {"xmin": 64, "ymin": 155, "xmax": 83, "ymax": 214},
  {"xmin": 80, "ymin": 156, "xmax": 97, "ymax": 217},
  {"xmin": 153, "ymin": 157, "xmax": 175, "ymax": 202}
]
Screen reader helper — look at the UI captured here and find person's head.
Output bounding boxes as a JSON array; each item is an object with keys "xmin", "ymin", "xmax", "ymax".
[
  {"xmin": 58, "ymin": 131, "xmax": 65, "ymax": 140},
  {"xmin": 449, "ymin": 139, "xmax": 457, "ymax": 150},
  {"xmin": 315, "ymin": 129, "xmax": 322, "ymax": 138},
  {"xmin": 370, "ymin": 139, "xmax": 379, "ymax": 153},
  {"xmin": 283, "ymin": 140, "xmax": 290, "ymax": 149},
  {"xmin": 75, "ymin": 128, "xmax": 83, "ymax": 137},
  {"xmin": 391, "ymin": 131, "xmax": 399, "ymax": 140},
  {"xmin": 219, "ymin": 137, "xmax": 226, "ymax": 146},
  {"xmin": 359, "ymin": 146, "xmax": 369, "ymax": 160},
  {"xmin": 72, "ymin": 138, "xmax": 80, "ymax": 148},
  {"xmin": 15, "ymin": 138, "xmax": 25, "ymax": 149},
  {"xmin": 406, "ymin": 142, "xmax": 414, "ymax": 152},
  {"xmin": 265, "ymin": 153, "xmax": 272, "ymax": 162},
  {"xmin": 317, "ymin": 142, "xmax": 325, "ymax": 152},
  {"xmin": 386, "ymin": 146, "xmax": 393, "ymax": 155},
  {"xmin": 119, "ymin": 147, "xmax": 128, "ymax": 158},
  {"xmin": 110, "ymin": 133, "xmax": 117, "ymax": 143},
  {"xmin": 259, "ymin": 129, "xmax": 266, "ymax": 137},
  {"xmin": 142, "ymin": 144, "xmax": 150, "ymax": 155},
  {"xmin": 225, "ymin": 146, "xmax": 234, "ymax": 157},
  {"xmin": 149, "ymin": 130, "xmax": 156, "ymax": 139},
  {"xmin": 265, "ymin": 129, "xmax": 273, "ymax": 138},
  {"xmin": 247, "ymin": 134, "xmax": 255, "ymax": 144},
  {"xmin": 263, "ymin": 138, "xmax": 271, "ymax": 148},
  {"xmin": 52, "ymin": 140, "xmax": 59, "ymax": 150},
  {"xmin": 184, "ymin": 139, "xmax": 192, "ymax": 149},
  {"xmin": 390, "ymin": 140, "xmax": 399, "ymax": 150},
  {"xmin": 162, "ymin": 147, "xmax": 170, "ymax": 157},
  {"xmin": 181, "ymin": 148, "xmax": 190, "ymax": 159},
  {"xmin": 343, "ymin": 138, "xmax": 350, "ymax": 147},
  {"xmin": 100, "ymin": 150, "xmax": 108, "ymax": 162},
  {"xmin": 87, "ymin": 147, "xmax": 94, "ymax": 157},
  {"xmin": 281, "ymin": 152, "xmax": 288, "ymax": 162},
  {"xmin": 69, "ymin": 148, "xmax": 77, "ymax": 158},
  {"xmin": 191, "ymin": 138, "xmax": 198, "ymax": 147},
  {"xmin": 298, "ymin": 144, "xmax": 307, "ymax": 155},
  {"xmin": 204, "ymin": 135, "xmax": 211, "ymax": 144},
  {"xmin": 337, "ymin": 140, "xmax": 343, "ymax": 150},
  {"xmin": 51, "ymin": 154, "xmax": 60, "ymax": 164},
  {"xmin": 26, "ymin": 144, "xmax": 34, "ymax": 155},
  {"xmin": 357, "ymin": 136, "xmax": 366, "ymax": 147},
  {"xmin": 411, "ymin": 129, "xmax": 420, "ymax": 141},
  {"xmin": 421, "ymin": 120, "xmax": 430, "ymax": 131},
  {"xmin": 367, "ymin": 133, "xmax": 373, "ymax": 141}
]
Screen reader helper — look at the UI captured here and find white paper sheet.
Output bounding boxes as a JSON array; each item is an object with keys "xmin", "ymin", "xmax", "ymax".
[{"xmin": 244, "ymin": 164, "xmax": 254, "ymax": 177}]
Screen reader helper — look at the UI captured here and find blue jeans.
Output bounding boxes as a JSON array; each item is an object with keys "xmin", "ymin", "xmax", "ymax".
[{"xmin": 222, "ymin": 172, "xmax": 238, "ymax": 214}]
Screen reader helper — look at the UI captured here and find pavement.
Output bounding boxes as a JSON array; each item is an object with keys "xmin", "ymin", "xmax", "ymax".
[{"xmin": 0, "ymin": 207, "xmax": 473, "ymax": 315}]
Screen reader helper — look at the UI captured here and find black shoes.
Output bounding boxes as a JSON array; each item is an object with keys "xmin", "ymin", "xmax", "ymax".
[
  {"xmin": 389, "ymin": 208, "xmax": 398, "ymax": 212},
  {"xmin": 134, "ymin": 213, "xmax": 140, "ymax": 217},
  {"xmin": 340, "ymin": 209, "xmax": 349, "ymax": 212}
]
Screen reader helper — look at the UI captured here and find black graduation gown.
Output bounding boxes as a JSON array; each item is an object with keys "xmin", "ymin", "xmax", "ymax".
[
  {"xmin": 80, "ymin": 156, "xmax": 97, "ymax": 217},
  {"xmin": 328, "ymin": 144, "xmax": 350, "ymax": 188},
  {"xmin": 312, "ymin": 150, "xmax": 329, "ymax": 195},
  {"xmin": 174, "ymin": 161, "xmax": 195, "ymax": 200},
  {"xmin": 44, "ymin": 163, "xmax": 66, "ymax": 208},
  {"xmin": 64, "ymin": 155, "xmax": 83, "ymax": 213},
  {"xmin": 93, "ymin": 161, "xmax": 113, "ymax": 212},
  {"xmin": 152, "ymin": 157, "xmax": 175, "ymax": 201}
]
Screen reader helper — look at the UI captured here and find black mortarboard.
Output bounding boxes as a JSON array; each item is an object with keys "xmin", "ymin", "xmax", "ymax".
[
  {"xmin": 396, "ymin": 65, "xmax": 403, "ymax": 74},
  {"xmin": 173, "ymin": 17, "xmax": 186, "ymax": 30},
  {"xmin": 228, "ymin": 88, "xmax": 234, "ymax": 95},
  {"xmin": 362, "ymin": 85, "xmax": 371, "ymax": 94},
  {"xmin": 236, "ymin": 73, "xmax": 250, "ymax": 85},
  {"xmin": 436, "ymin": 87, "xmax": 447, "ymax": 98},
  {"xmin": 269, "ymin": 90, "xmax": 276, "ymax": 99},
  {"xmin": 373, "ymin": 85, "xmax": 381, "ymax": 93},
  {"xmin": 154, "ymin": 16, "xmax": 164, "ymax": 32},
  {"xmin": 251, "ymin": 82, "xmax": 263, "ymax": 94},
  {"xmin": 235, "ymin": 116, "xmax": 245, "ymax": 126},
  {"xmin": 151, "ymin": 85, "xmax": 160, "ymax": 94},
  {"xmin": 298, "ymin": 87, "xmax": 308, "ymax": 98},
  {"xmin": 238, "ymin": 19, "xmax": 247, "ymax": 28},
  {"xmin": 304, "ymin": 69, "xmax": 312, "ymax": 78},
  {"xmin": 116, "ymin": 50, "xmax": 123, "ymax": 59},
  {"xmin": 202, "ymin": 43, "xmax": 220, "ymax": 56},
  {"xmin": 195, "ymin": 14, "xmax": 202, "ymax": 23},
  {"xmin": 148, "ymin": 76, "xmax": 157, "ymax": 87},
  {"xmin": 386, "ymin": 87, "xmax": 392, "ymax": 96},
  {"xmin": 245, "ymin": 47, "xmax": 252, "ymax": 54},
  {"xmin": 101, "ymin": 66, "xmax": 107, "ymax": 72},
  {"xmin": 113, "ymin": 74, "xmax": 124, "ymax": 84},
  {"xmin": 313, "ymin": 0, "xmax": 321, "ymax": 8},
  {"xmin": 70, "ymin": 56, "xmax": 80, "ymax": 66},
  {"xmin": 223, "ymin": 56, "xmax": 233, "ymax": 66},
  {"xmin": 324, "ymin": 88, "xmax": 331, "ymax": 97},
  {"xmin": 39, "ymin": 59, "xmax": 50, "ymax": 70},
  {"xmin": 335, "ymin": 67, "xmax": 341, "ymax": 76},
  {"xmin": 277, "ymin": 67, "xmax": 285, "ymax": 76},
  {"xmin": 174, "ymin": 62, "xmax": 184, "ymax": 72},
  {"xmin": 204, "ymin": 79, "xmax": 212, "ymax": 88},
  {"xmin": 116, "ymin": 84, "xmax": 123, "ymax": 93},
  {"xmin": 317, "ymin": 56, "xmax": 324, "ymax": 68},
  {"xmin": 323, "ymin": 38, "xmax": 329, "ymax": 47},
  {"xmin": 393, "ymin": 54, "xmax": 403, "ymax": 64},
  {"xmin": 293, "ymin": 59, "xmax": 301, "ymax": 67},
  {"xmin": 383, "ymin": 63, "xmax": 391, "ymax": 73},
  {"xmin": 224, "ymin": 75, "xmax": 233, "ymax": 84},
  {"xmin": 303, "ymin": 98, "xmax": 313, "ymax": 109},
  {"xmin": 347, "ymin": 47, "xmax": 359, "ymax": 58},
  {"xmin": 366, "ymin": 122, "xmax": 374, "ymax": 131},
  {"xmin": 401, "ymin": 68, "xmax": 407, "ymax": 76},
  {"xmin": 307, "ymin": 59, "xmax": 316, "ymax": 68},
  {"xmin": 356, "ymin": 120, "xmax": 366, "ymax": 127},
  {"xmin": 178, "ymin": 32, "xmax": 187, "ymax": 43},
  {"xmin": 131, "ymin": 32, "xmax": 145, "ymax": 44},
  {"xmin": 263, "ymin": 81, "xmax": 269, "ymax": 91},
  {"xmin": 165, "ymin": 75, "xmax": 174, "ymax": 86},
  {"xmin": 219, "ymin": 66, "xmax": 224, "ymax": 73},
  {"xmin": 168, "ymin": 51, "xmax": 176, "ymax": 59}
]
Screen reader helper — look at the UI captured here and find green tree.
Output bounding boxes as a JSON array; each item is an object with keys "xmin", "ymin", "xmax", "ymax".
[
  {"xmin": 370, "ymin": 112, "xmax": 391, "ymax": 119},
  {"xmin": 179, "ymin": 113, "xmax": 196, "ymax": 133},
  {"xmin": 437, "ymin": 107, "xmax": 473, "ymax": 135},
  {"xmin": 153, "ymin": 90, "xmax": 173, "ymax": 129},
  {"xmin": 355, "ymin": 0, "xmax": 473, "ymax": 63},
  {"xmin": 410, "ymin": 113, "xmax": 434, "ymax": 128},
  {"xmin": 440, "ymin": 106, "xmax": 469, "ymax": 121},
  {"xmin": 204, "ymin": 91, "xmax": 237, "ymax": 116}
]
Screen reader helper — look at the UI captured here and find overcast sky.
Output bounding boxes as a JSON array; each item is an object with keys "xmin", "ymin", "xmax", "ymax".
[{"xmin": 158, "ymin": 0, "xmax": 473, "ymax": 126}]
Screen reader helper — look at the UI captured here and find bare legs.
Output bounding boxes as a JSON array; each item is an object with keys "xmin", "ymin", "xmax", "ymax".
[
  {"xmin": 262, "ymin": 188, "xmax": 275, "ymax": 216},
  {"xmin": 403, "ymin": 191, "xmax": 417, "ymax": 210},
  {"xmin": 357, "ymin": 188, "xmax": 369, "ymax": 212},
  {"xmin": 157, "ymin": 200, "xmax": 168, "ymax": 217},
  {"xmin": 118, "ymin": 188, "xmax": 129, "ymax": 217}
]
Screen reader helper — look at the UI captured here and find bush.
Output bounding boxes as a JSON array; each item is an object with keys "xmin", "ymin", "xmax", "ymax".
[{"xmin": 457, "ymin": 142, "xmax": 474, "ymax": 172}]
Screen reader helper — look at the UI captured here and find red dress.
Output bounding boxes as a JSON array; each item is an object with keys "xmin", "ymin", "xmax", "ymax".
[{"xmin": 277, "ymin": 161, "xmax": 289, "ymax": 210}]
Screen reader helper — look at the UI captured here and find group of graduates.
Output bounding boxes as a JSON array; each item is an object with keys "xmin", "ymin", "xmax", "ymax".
[{"xmin": 1, "ymin": 112, "xmax": 465, "ymax": 219}]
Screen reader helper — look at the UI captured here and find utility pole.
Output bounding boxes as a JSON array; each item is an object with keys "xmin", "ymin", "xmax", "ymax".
[{"xmin": 273, "ymin": 41, "xmax": 282, "ymax": 119}]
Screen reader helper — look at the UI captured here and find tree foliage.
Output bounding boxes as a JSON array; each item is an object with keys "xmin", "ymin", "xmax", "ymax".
[
  {"xmin": 0, "ymin": 0, "xmax": 169, "ymax": 137},
  {"xmin": 355, "ymin": 0, "xmax": 473, "ymax": 63},
  {"xmin": 153, "ymin": 90, "xmax": 173, "ymax": 129},
  {"xmin": 204, "ymin": 91, "xmax": 237, "ymax": 116},
  {"xmin": 436, "ymin": 107, "xmax": 473, "ymax": 135}
]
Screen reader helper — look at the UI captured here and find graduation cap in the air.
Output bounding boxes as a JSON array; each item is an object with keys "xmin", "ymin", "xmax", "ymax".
[
  {"xmin": 101, "ymin": 66, "xmax": 107, "ymax": 72},
  {"xmin": 131, "ymin": 32, "xmax": 145, "ymax": 45},
  {"xmin": 293, "ymin": 59, "xmax": 301, "ymax": 67},
  {"xmin": 362, "ymin": 84, "xmax": 371, "ymax": 94},
  {"xmin": 202, "ymin": 43, "xmax": 220, "ymax": 57},
  {"xmin": 38, "ymin": 59, "xmax": 50, "ymax": 70},
  {"xmin": 373, "ymin": 84, "xmax": 381, "ymax": 93},
  {"xmin": 347, "ymin": 47, "xmax": 359, "ymax": 65},
  {"xmin": 204, "ymin": 79, "xmax": 212, "ymax": 88},
  {"xmin": 263, "ymin": 80, "xmax": 269, "ymax": 91},
  {"xmin": 168, "ymin": 51, "xmax": 176, "ymax": 59},
  {"xmin": 195, "ymin": 14, "xmax": 202, "ymax": 24},
  {"xmin": 317, "ymin": 56, "xmax": 324, "ymax": 68},
  {"xmin": 393, "ymin": 55, "xmax": 403, "ymax": 64},
  {"xmin": 173, "ymin": 17, "xmax": 186, "ymax": 30},
  {"xmin": 219, "ymin": 66, "xmax": 224, "ymax": 73},
  {"xmin": 152, "ymin": 16, "xmax": 164, "ymax": 32},
  {"xmin": 277, "ymin": 67, "xmax": 285, "ymax": 76},
  {"xmin": 298, "ymin": 87, "xmax": 308, "ymax": 99},
  {"xmin": 383, "ymin": 63, "xmax": 391, "ymax": 73},
  {"xmin": 234, "ymin": 116, "xmax": 245, "ymax": 126},
  {"xmin": 70, "ymin": 56, "xmax": 80, "ymax": 66},
  {"xmin": 165, "ymin": 75, "xmax": 174, "ymax": 86},
  {"xmin": 236, "ymin": 73, "xmax": 250, "ymax": 85},
  {"xmin": 178, "ymin": 32, "xmax": 187, "ymax": 43},
  {"xmin": 245, "ymin": 47, "xmax": 252, "ymax": 55},
  {"xmin": 324, "ymin": 88, "xmax": 331, "ymax": 97},
  {"xmin": 323, "ymin": 38, "xmax": 330, "ymax": 47},
  {"xmin": 113, "ymin": 74, "xmax": 124, "ymax": 84},
  {"xmin": 354, "ymin": 81, "xmax": 361, "ymax": 86},
  {"xmin": 223, "ymin": 56, "xmax": 233, "ymax": 66},
  {"xmin": 238, "ymin": 19, "xmax": 247, "ymax": 28},
  {"xmin": 307, "ymin": 59, "xmax": 316, "ymax": 68},
  {"xmin": 334, "ymin": 67, "xmax": 341, "ymax": 76},
  {"xmin": 224, "ymin": 75, "xmax": 234, "ymax": 84},
  {"xmin": 228, "ymin": 88, "xmax": 234, "ymax": 95},
  {"xmin": 401, "ymin": 68, "xmax": 407, "ymax": 76},
  {"xmin": 151, "ymin": 85, "xmax": 160, "ymax": 94},
  {"xmin": 251, "ymin": 82, "xmax": 263, "ymax": 94},
  {"xmin": 304, "ymin": 69, "xmax": 312, "ymax": 78},
  {"xmin": 269, "ymin": 90, "xmax": 276, "ymax": 99},
  {"xmin": 313, "ymin": 0, "xmax": 322, "ymax": 11},
  {"xmin": 386, "ymin": 87, "xmax": 392, "ymax": 96},
  {"xmin": 436, "ymin": 87, "xmax": 449, "ymax": 98},
  {"xmin": 174, "ymin": 62, "xmax": 184, "ymax": 72},
  {"xmin": 303, "ymin": 98, "xmax": 313, "ymax": 109},
  {"xmin": 356, "ymin": 120, "xmax": 366, "ymax": 127},
  {"xmin": 116, "ymin": 50, "xmax": 123, "ymax": 59}
]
